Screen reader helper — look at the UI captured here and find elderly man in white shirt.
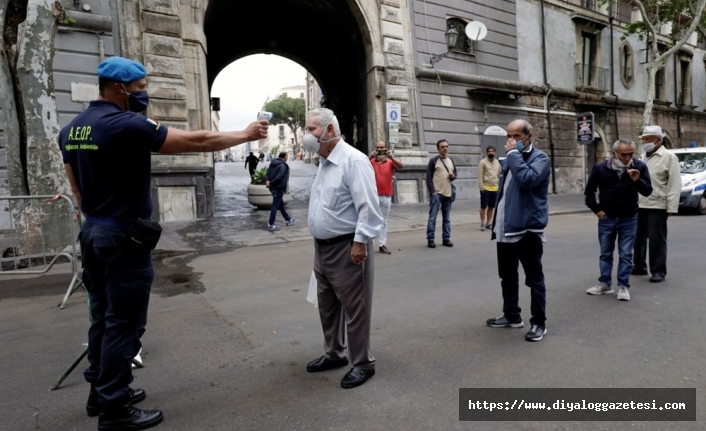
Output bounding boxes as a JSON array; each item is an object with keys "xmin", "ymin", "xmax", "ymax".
[
  {"xmin": 302, "ymin": 108, "xmax": 384, "ymax": 389},
  {"xmin": 633, "ymin": 125, "xmax": 681, "ymax": 283}
]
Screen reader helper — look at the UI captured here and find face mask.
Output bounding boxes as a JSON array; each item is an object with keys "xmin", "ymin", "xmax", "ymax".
[
  {"xmin": 516, "ymin": 141, "xmax": 525, "ymax": 153},
  {"xmin": 487, "ymin": 154, "xmax": 495, "ymax": 160},
  {"xmin": 122, "ymin": 85, "xmax": 149, "ymax": 113},
  {"xmin": 302, "ymin": 122, "xmax": 337, "ymax": 154},
  {"xmin": 613, "ymin": 157, "xmax": 627, "ymax": 169},
  {"xmin": 643, "ymin": 142, "xmax": 656, "ymax": 153}
]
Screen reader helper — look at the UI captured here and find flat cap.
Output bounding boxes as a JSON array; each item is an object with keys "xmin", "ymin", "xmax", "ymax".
[{"xmin": 97, "ymin": 57, "xmax": 146, "ymax": 83}]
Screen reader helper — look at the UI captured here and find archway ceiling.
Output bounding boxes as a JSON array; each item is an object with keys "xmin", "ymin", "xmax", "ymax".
[{"xmin": 204, "ymin": 0, "xmax": 367, "ymax": 90}]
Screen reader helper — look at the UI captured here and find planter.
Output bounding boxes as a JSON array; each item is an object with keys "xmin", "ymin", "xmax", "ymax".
[{"xmin": 247, "ymin": 184, "xmax": 292, "ymax": 209}]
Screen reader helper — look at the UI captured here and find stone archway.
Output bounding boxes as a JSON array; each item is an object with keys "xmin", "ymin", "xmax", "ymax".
[{"xmin": 204, "ymin": 0, "xmax": 382, "ymax": 153}]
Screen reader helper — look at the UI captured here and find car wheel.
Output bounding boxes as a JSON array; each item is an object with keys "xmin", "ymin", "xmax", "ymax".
[{"xmin": 698, "ymin": 192, "xmax": 706, "ymax": 215}]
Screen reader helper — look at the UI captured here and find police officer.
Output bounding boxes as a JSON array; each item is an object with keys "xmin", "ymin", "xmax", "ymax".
[{"xmin": 59, "ymin": 57, "xmax": 268, "ymax": 431}]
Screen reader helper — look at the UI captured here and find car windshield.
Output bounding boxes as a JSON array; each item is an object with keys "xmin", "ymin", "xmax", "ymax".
[{"xmin": 677, "ymin": 153, "xmax": 706, "ymax": 174}]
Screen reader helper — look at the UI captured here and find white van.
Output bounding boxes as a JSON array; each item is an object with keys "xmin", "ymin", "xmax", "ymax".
[{"xmin": 670, "ymin": 147, "xmax": 706, "ymax": 215}]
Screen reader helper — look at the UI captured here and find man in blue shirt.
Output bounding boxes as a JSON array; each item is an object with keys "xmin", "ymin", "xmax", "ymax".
[{"xmin": 59, "ymin": 56, "xmax": 267, "ymax": 430}]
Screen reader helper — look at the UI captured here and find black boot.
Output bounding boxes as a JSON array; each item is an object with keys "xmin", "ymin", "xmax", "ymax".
[
  {"xmin": 87, "ymin": 387, "xmax": 146, "ymax": 417},
  {"xmin": 98, "ymin": 402, "xmax": 163, "ymax": 431}
]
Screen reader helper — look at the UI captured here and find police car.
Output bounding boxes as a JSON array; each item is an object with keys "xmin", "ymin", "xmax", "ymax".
[{"xmin": 670, "ymin": 147, "xmax": 706, "ymax": 215}]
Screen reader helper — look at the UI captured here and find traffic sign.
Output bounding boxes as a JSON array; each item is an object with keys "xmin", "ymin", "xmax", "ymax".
[{"xmin": 386, "ymin": 102, "xmax": 401, "ymax": 124}]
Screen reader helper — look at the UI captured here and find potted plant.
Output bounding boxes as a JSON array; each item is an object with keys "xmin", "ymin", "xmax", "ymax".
[{"xmin": 246, "ymin": 166, "xmax": 292, "ymax": 209}]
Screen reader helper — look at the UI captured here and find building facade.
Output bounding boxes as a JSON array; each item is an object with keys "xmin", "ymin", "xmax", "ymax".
[{"xmin": 2, "ymin": 0, "xmax": 703, "ymax": 218}]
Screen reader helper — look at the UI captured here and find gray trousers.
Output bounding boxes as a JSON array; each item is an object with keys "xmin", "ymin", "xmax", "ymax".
[{"xmin": 314, "ymin": 240, "xmax": 375, "ymax": 370}]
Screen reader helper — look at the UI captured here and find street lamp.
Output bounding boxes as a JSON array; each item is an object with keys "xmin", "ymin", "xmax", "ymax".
[{"xmin": 430, "ymin": 26, "xmax": 460, "ymax": 66}]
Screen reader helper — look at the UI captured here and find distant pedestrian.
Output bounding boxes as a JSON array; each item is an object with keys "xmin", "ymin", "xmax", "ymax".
[
  {"xmin": 245, "ymin": 151, "xmax": 259, "ymax": 178},
  {"xmin": 633, "ymin": 125, "xmax": 681, "ymax": 283},
  {"xmin": 585, "ymin": 138, "xmax": 652, "ymax": 301},
  {"xmin": 487, "ymin": 120, "xmax": 550, "ymax": 342},
  {"xmin": 477, "ymin": 145, "xmax": 501, "ymax": 231},
  {"xmin": 265, "ymin": 151, "xmax": 295, "ymax": 231},
  {"xmin": 259, "ymin": 152, "xmax": 265, "ymax": 164},
  {"xmin": 425, "ymin": 139, "xmax": 456, "ymax": 248},
  {"xmin": 369, "ymin": 141, "xmax": 404, "ymax": 254},
  {"xmin": 303, "ymin": 108, "xmax": 383, "ymax": 389}
]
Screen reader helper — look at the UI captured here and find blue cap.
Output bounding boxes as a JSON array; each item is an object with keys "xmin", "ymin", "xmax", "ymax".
[{"xmin": 97, "ymin": 57, "xmax": 147, "ymax": 83}]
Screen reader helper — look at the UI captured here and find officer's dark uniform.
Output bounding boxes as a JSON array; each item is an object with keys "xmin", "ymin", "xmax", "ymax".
[{"xmin": 59, "ymin": 100, "xmax": 167, "ymax": 409}]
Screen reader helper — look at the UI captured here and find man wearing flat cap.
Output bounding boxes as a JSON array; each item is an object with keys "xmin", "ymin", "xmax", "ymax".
[
  {"xmin": 59, "ymin": 56, "xmax": 268, "ymax": 430},
  {"xmin": 632, "ymin": 125, "xmax": 681, "ymax": 283}
]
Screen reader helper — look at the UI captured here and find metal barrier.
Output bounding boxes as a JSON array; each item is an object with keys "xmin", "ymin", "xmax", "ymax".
[{"xmin": 0, "ymin": 194, "xmax": 82, "ymax": 308}]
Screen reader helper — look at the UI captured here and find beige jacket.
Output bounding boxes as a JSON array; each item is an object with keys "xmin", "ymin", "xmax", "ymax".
[
  {"xmin": 477, "ymin": 157, "xmax": 501, "ymax": 191},
  {"xmin": 639, "ymin": 145, "xmax": 681, "ymax": 213}
]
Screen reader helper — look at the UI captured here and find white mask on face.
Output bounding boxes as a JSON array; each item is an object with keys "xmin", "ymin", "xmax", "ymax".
[
  {"xmin": 643, "ymin": 142, "xmax": 656, "ymax": 153},
  {"xmin": 302, "ymin": 122, "xmax": 337, "ymax": 154}
]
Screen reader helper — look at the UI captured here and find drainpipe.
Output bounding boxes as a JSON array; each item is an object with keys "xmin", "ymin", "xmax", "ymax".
[
  {"xmin": 540, "ymin": 0, "xmax": 557, "ymax": 194},
  {"xmin": 609, "ymin": 11, "xmax": 620, "ymax": 148},
  {"xmin": 674, "ymin": 54, "xmax": 683, "ymax": 146}
]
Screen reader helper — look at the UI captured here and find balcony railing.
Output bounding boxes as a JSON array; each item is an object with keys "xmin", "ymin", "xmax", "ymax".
[{"xmin": 576, "ymin": 63, "xmax": 609, "ymax": 90}]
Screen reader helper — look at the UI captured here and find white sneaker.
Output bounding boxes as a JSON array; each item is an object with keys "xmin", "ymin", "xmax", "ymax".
[
  {"xmin": 286, "ymin": 218, "xmax": 296, "ymax": 226},
  {"xmin": 617, "ymin": 286, "xmax": 630, "ymax": 301},
  {"xmin": 586, "ymin": 284, "xmax": 614, "ymax": 295},
  {"xmin": 267, "ymin": 224, "xmax": 279, "ymax": 231}
]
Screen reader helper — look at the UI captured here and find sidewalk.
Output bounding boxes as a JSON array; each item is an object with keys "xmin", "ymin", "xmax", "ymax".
[{"xmin": 157, "ymin": 192, "xmax": 590, "ymax": 253}]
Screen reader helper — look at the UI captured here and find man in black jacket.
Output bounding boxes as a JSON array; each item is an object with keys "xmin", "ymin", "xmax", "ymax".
[
  {"xmin": 265, "ymin": 151, "xmax": 295, "ymax": 230},
  {"xmin": 245, "ymin": 151, "xmax": 259, "ymax": 178},
  {"xmin": 584, "ymin": 138, "xmax": 652, "ymax": 301}
]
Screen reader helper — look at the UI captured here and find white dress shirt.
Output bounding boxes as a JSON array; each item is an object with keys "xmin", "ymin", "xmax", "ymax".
[{"xmin": 308, "ymin": 140, "xmax": 384, "ymax": 243}]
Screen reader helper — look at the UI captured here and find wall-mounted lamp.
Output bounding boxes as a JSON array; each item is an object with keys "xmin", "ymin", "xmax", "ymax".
[{"xmin": 430, "ymin": 26, "xmax": 460, "ymax": 66}]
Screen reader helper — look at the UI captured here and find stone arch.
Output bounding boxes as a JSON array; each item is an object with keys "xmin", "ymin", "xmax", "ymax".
[
  {"xmin": 662, "ymin": 130, "xmax": 675, "ymax": 149},
  {"xmin": 204, "ymin": 0, "xmax": 383, "ymax": 152}
]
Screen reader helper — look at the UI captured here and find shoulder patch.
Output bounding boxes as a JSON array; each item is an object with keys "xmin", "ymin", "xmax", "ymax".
[{"xmin": 146, "ymin": 118, "xmax": 161, "ymax": 130}]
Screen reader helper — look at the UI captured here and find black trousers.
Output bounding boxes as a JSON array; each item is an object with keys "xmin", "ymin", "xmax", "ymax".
[
  {"xmin": 497, "ymin": 233, "xmax": 546, "ymax": 327},
  {"xmin": 633, "ymin": 208, "xmax": 668, "ymax": 275},
  {"xmin": 80, "ymin": 223, "xmax": 153, "ymax": 408}
]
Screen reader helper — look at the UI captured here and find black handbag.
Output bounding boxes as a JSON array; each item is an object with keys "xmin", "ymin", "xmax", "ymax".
[{"xmin": 128, "ymin": 218, "xmax": 162, "ymax": 250}]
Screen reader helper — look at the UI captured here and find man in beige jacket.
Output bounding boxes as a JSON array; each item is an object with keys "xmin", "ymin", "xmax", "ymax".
[{"xmin": 632, "ymin": 125, "xmax": 681, "ymax": 283}]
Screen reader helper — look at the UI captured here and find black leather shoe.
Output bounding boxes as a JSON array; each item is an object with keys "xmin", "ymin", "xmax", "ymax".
[
  {"xmin": 306, "ymin": 355, "xmax": 349, "ymax": 373},
  {"xmin": 631, "ymin": 268, "xmax": 648, "ymax": 275},
  {"xmin": 87, "ymin": 387, "xmax": 146, "ymax": 417},
  {"xmin": 649, "ymin": 273, "xmax": 665, "ymax": 283},
  {"xmin": 98, "ymin": 403, "xmax": 163, "ymax": 431},
  {"xmin": 427, "ymin": 240, "xmax": 436, "ymax": 248},
  {"xmin": 442, "ymin": 240, "xmax": 454, "ymax": 247},
  {"xmin": 341, "ymin": 368, "xmax": 376, "ymax": 389}
]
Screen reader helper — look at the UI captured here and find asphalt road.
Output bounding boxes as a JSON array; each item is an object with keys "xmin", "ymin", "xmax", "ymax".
[{"xmin": 1, "ymin": 211, "xmax": 704, "ymax": 431}]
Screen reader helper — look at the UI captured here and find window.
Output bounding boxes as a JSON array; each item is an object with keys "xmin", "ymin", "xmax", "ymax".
[
  {"xmin": 580, "ymin": 32, "xmax": 597, "ymax": 86},
  {"xmin": 581, "ymin": 0, "xmax": 597, "ymax": 11},
  {"xmin": 446, "ymin": 17, "xmax": 472, "ymax": 54},
  {"xmin": 677, "ymin": 57, "xmax": 692, "ymax": 106},
  {"xmin": 654, "ymin": 45, "xmax": 668, "ymax": 101},
  {"xmin": 279, "ymin": 125, "xmax": 285, "ymax": 136},
  {"xmin": 655, "ymin": 68, "xmax": 665, "ymax": 100},
  {"xmin": 619, "ymin": 43, "xmax": 634, "ymax": 88},
  {"xmin": 300, "ymin": 92, "xmax": 304, "ymax": 98}
]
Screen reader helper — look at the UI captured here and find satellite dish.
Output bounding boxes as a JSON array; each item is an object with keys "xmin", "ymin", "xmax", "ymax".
[{"xmin": 465, "ymin": 21, "xmax": 488, "ymax": 41}]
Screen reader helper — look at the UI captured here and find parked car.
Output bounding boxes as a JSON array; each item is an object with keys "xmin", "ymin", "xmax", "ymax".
[{"xmin": 670, "ymin": 147, "xmax": 706, "ymax": 215}]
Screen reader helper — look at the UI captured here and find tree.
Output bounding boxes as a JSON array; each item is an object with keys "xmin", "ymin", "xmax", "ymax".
[
  {"xmin": 269, "ymin": 145, "xmax": 280, "ymax": 157},
  {"xmin": 0, "ymin": 0, "xmax": 72, "ymax": 254},
  {"xmin": 263, "ymin": 96, "xmax": 306, "ymax": 152},
  {"xmin": 604, "ymin": 0, "xmax": 706, "ymax": 127}
]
